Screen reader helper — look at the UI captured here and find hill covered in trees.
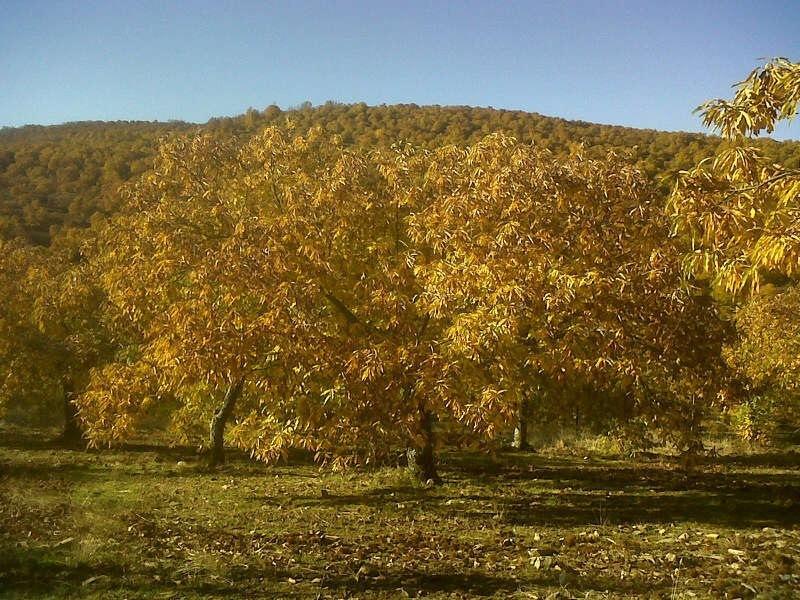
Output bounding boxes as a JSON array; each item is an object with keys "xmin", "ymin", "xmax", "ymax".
[
  {"xmin": 2, "ymin": 103, "xmax": 799, "ymax": 244},
  {"xmin": 0, "ymin": 121, "xmax": 193, "ymax": 244}
]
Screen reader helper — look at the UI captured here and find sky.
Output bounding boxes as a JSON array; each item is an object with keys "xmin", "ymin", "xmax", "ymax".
[{"xmin": 1, "ymin": 0, "xmax": 798, "ymax": 139}]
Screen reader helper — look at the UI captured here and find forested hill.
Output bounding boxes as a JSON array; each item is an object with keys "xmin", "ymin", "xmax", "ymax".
[
  {"xmin": 2, "ymin": 103, "xmax": 800, "ymax": 244},
  {"xmin": 0, "ymin": 121, "xmax": 194, "ymax": 244}
]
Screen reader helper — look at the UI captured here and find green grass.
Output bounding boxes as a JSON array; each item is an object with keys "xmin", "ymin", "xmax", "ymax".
[{"xmin": 1, "ymin": 426, "xmax": 798, "ymax": 599}]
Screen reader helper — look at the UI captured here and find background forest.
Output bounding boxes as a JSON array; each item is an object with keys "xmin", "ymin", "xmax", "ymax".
[{"xmin": 3, "ymin": 103, "xmax": 799, "ymax": 244}]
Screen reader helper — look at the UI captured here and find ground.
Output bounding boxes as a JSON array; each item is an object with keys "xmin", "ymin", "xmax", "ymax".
[{"xmin": 1, "ymin": 426, "xmax": 798, "ymax": 599}]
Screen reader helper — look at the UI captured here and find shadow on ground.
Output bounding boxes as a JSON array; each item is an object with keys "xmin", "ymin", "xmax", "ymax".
[{"xmin": 291, "ymin": 451, "xmax": 800, "ymax": 529}]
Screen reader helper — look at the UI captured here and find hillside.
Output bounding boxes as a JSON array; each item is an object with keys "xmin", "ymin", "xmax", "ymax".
[
  {"xmin": 2, "ymin": 103, "xmax": 799, "ymax": 244},
  {"xmin": 0, "ymin": 121, "xmax": 193, "ymax": 244}
]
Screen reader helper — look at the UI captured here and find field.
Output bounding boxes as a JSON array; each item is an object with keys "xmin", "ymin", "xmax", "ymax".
[{"xmin": 1, "ymin": 426, "xmax": 799, "ymax": 599}]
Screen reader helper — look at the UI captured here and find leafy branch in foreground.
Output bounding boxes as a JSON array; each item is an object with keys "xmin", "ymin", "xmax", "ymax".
[{"xmin": 670, "ymin": 59, "xmax": 800, "ymax": 440}]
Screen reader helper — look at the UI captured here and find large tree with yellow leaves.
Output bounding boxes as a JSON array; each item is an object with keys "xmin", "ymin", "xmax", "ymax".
[
  {"xmin": 81, "ymin": 127, "xmax": 728, "ymax": 476},
  {"xmin": 82, "ymin": 131, "xmax": 324, "ymax": 465},
  {"xmin": 83, "ymin": 128, "xmax": 458, "ymax": 478}
]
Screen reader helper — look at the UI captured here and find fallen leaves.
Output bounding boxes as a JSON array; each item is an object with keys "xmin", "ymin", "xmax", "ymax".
[{"xmin": 3, "ymin": 437, "xmax": 800, "ymax": 599}]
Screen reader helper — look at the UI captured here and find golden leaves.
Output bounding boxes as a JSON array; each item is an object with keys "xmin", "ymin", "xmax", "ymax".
[
  {"xmin": 699, "ymin": 58, "xmax": 800, "ymax": 139},
  {"xmin": 672, "ymin": 59, "xmax": 800, "ymax": 295},
  {"xmin": 61, "ymin": 123, "xmax": 732, "ymax": 462}
]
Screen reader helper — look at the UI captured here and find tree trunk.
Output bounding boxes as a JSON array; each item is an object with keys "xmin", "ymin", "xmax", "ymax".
[
  {"xmin": 512, "ymin": 395, "xmax": 530, "ymax": 450},
  {"xmin": 58, "ymin": 379, "xmax": 83, "ymax": 447},
  {"xmin": 208, "ymin": 378, "xmax": 244, "ymax": 467},
  {"xmin": 407, "ymin": 406, "xmax": 441, "ymax": 484}
]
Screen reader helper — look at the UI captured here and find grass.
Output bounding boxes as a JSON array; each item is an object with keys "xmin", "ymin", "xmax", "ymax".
[{"xmin": 1, "ymin": 425, "xmax": 798, "ymax": 599}]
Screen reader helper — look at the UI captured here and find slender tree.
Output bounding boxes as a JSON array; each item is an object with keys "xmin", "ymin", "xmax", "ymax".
[{"xmin": 669, "ymin": 59, "xmax": 800, "ymax": 440}]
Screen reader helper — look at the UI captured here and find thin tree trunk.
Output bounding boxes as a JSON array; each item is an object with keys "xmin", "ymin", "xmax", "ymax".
[
  {"xmin": 208, "ymin": 377, "xmax": 244, "ymax": 467},
  {"xmin": 58, "ymin": 379, "xmax": 83, "ymax": 447},
  {"xmin": 512, "ymin": 395, "xmax": 530, "ymax": 450},
  {"xmin": 680, "ymin": 395, "xmax": 705, "ymax": 469},
  {"xmin": 407, "ymin": 404, "xmax": 441, "ymax": 484}
]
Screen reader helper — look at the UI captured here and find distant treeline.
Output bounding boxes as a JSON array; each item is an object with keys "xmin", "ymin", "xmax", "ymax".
[{"xmin": 2, "ymin": 103, "xmax": 800, "ymax": 244}]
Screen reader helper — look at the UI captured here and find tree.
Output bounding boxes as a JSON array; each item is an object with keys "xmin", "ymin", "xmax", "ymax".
[
  {"xmin": 0, "ymin": 240, "xmax": 58, "ymax": 429},
  {"xmin": 80, "ymin": 128, "xmax": 450, "ymax": 479},
  {"xmin": 669, "ymin": 59, "xmax": 800, "ymax": 441},
  {"xmin": 723, "ymin": 285, "xmax": 800, "ymax": 441},
  {"xmin": 82, "ymin": 132, "xmax": 308, "ymax": 465},
  {"xmin": 0, "ymin": 230, "xmax": 111, "ymax": 444},
  {"xmin": 408, "ymin": 135, "xmax": 728, "ymax": 453},
  {"xmin": 726, "ymin": 285, "xmax": 800, "ymax": 395}
]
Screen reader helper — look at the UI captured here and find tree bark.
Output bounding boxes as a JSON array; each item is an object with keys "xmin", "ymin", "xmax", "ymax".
[
  {"xmin": 512, "ymin": 395, "xmax": 530, "ymax": 450},
  {"xmin": 58, "ymin": 379, "xmax": 83, "ymax": 447},
  {"xmin": 208, "ymin": 378, "xmax": 244, "ymax": 467},
  {"xmin": 407, "ymin": 405, "xmax": 441, "ymax": 484}
]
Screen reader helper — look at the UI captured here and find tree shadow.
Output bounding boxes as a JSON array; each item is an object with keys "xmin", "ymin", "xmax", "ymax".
[
  {"xmin": 317, "ymin": 569, "xmax": 530, "ymax": 597},
  {"xmin": 501, "ymin": 489, "xmax": 797, "ymax": 528},
  {"xmin": 276, "ymin": 559, "xmax": 674, "ymax": 598},
  {"xmin": 0, "ymin": 547, "xmax": 311, "ymax": 599},
  {"xmin": 707, "ymin": 451, "xmax": 800, "ymax": 469},
  {"xmin": 292, "ymin": 453, "xmax": 800, "ymax": 529},
  {"xmin": 0, "ymin": 548, "xmax": 125, "ymax": 591}
]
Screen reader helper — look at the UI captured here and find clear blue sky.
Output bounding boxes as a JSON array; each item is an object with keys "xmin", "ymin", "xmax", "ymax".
[{"xmin": 1, "ymin": 0, "xmax": 798, "ymax": 138}]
